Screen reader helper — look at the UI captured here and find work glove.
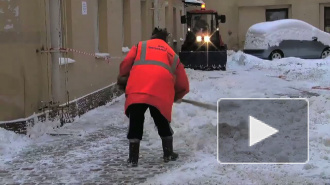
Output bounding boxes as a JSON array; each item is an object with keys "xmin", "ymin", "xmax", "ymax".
[
  {"xmin": 174, "ymin": 93, "xmax": 182, "ymax": 104},
  {"xmin": 117, "ymin": 75, "xmax": 128, "ymax": 91},
  {"xmin": 174, "ymin": 99, "xmax": 182, "ymax": 104}
]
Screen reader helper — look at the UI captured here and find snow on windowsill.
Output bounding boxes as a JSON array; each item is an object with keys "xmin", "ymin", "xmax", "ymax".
[
  {"xmin": 173, "ymin": 40, "xmax": 177, "ymax": 43},
  {"xmin": 95, "ymin": 53, "xmax": 110, "ymax": 59},
  {"xmin": 59, "ymin": 57, "xmax": 75, "ymax": 65},
  {"xmin": 184, "ymin": 0, "xmax": 205, "ymax": 5},
  {"xmin": 4, "ymin": 24, "xmax": 14, "ymax": 30},
  {"xmin": 180, "ymin": 38, "xmax": 184, "ymax": 42},
  {"xmin": 122, "ymin": 47, "xmax": 130, "ymax": 53}
]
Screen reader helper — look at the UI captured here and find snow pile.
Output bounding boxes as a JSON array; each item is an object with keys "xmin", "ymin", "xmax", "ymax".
[
  {"xmin": 229, "ymin": 51, "xmax": 330, "ymax": 84},
  {"xmin": 249, "ymin": 19, "xmax": 314, "ymax": 35},
  {"xmin": 26, "ymin": 120, "xmax": 64, "ymax": 138},
  {"xmin": 0, "ymin": 128, "xmax": 31, "ymax": 163},
  {"xmin": 0, "ymin": 119, "xmax": 72, "ymax": 165},
  {"xmin": 122, "ymin": 47, "xmax": 130, "ymax": 53},
  {"xmin": 244, "ymin": 19, "xmax": 330, "ymax": 49},
  {"xmin": 143, "ymin": 52, "xmax": 330, "ymax": 184}
]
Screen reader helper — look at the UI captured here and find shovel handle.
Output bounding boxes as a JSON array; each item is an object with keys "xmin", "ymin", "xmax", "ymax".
[{"xmin": 181, "ymin": 99, "xmax": 218, "ymax": 111}]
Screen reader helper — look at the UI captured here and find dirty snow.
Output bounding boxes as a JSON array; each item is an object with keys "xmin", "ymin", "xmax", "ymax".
[
  {"xmin": 0, "ymin": 51, "xmax": 330, "ymax": 184},
  {"xmin": 244, "ymin": 19, "xmax": 330, "ymax": 50},
  {"xmin": 0, "ymin": 128, "xmax": 31, "ymax": 163},
  {"xmin": 0, "ymin": 8, "xmax": 4, "ymax": 13}
]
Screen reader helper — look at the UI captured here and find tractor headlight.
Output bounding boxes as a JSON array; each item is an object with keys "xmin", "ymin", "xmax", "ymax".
[
  {"xmin": 196, "ymin": 36, "xmax": 202, "ymax": 42},
  {"xmin": 204, "ymin": 36, "xmax": 210, "ymax": 42}
]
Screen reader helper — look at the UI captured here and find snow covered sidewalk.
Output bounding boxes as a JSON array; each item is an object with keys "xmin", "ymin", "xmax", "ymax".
[
  {"xmin": 142, "ymin": 52, "xmax": 330, "ymax": 184},
  {"xmin": 0, "ymin": 101, "xmax": 190, "ymax": 184},
  {"xmin": 0, "ymin": 51, "xmax": 330, "ymax": 184}
]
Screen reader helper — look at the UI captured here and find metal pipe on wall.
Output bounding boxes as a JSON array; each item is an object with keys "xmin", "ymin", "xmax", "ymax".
[
  {"xmin": 154, "ymin": 0, "xmax": 159, "ymax": 28},
  {"xmin": 49, "ymin": 0, "xmax": 62, "ymax": 102}
]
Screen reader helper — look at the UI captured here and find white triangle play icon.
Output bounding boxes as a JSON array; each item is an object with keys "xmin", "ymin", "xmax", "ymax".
[{"xmin": 249, "ymin": 116, "xmax": 279, "ymax": 147}]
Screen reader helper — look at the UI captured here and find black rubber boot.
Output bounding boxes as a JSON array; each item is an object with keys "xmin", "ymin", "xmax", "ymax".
[
  {"xmin": 161, "ymin": 136, "xmax": 178, "ymax": 163},
  {"xmin": 127, "ymin": 139, "xmax": 140, "ymax": 167}
]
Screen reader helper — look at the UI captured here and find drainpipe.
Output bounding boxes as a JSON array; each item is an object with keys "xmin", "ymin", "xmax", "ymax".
[
  {"xmin": 183, "ymin": 1, "xmax": 186, "ymax": 39},
  {"xmin": 154, "ymin": 0, "xmax": 159, "ymax": 28},
  {"xmin": 49, "ymin": 0, "xmax": 62, "ymax": 103}
]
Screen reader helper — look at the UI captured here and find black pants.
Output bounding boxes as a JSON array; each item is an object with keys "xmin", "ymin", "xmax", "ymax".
[{"xmin": 127, "ymin": 104, "xmax": 173, "ymax": 140}]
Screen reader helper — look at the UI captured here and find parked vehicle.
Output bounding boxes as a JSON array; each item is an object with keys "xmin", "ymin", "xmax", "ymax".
[{"xmin": 243, "ymin": 19, "xmax": 330, "ymax": 60}]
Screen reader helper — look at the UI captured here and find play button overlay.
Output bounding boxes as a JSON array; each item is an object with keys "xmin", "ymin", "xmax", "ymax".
[
  {"xmin": 217, "ymin": 98, "xmax": 309, "ymax": 164},
  {"xmin": 249, "ymin": 116, "xmax": 278, "ymax": 147}
]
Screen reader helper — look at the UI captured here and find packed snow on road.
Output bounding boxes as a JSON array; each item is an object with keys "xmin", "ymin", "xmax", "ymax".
[{"xmin": 0, "ymin": 51, "xmax": 329, "ymax": 184}]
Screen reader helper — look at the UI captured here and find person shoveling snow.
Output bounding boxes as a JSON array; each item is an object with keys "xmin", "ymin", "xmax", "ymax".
[{"xmin": 117, "ymin": 27, "xmax": 190, "ymax": 167}]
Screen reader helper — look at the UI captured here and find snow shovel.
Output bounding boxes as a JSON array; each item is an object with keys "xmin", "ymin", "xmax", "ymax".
[{"xmin": 180, "ymin": 99, "xmax": 218, "ymax": 111}]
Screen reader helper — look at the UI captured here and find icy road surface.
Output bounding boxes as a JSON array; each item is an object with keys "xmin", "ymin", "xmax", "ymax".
[{"xmin": 1, "ymin": 51, "xmax": 330, "ymax": 184}]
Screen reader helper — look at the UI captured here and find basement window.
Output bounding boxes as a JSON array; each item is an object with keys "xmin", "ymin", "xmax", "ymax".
[
  {"xmin": 266, "ymin": 8, "xmax": 288, "ymax": 22},
  {"xmin": 325, "ymin": 7, "xmax": 330, "ymax": 33}
]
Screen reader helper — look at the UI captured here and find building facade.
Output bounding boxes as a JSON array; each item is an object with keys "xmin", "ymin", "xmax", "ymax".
[
  {"xmin": 0, "ymin": 0, "xmax": 185, "ymax": 122},
  {"xmin": 5, "ymin": 0, "xmax": 329, "ymax": 123},
  {"xmin": 202, "ymin": 0, "xmax": 330, "ymax": 50}
]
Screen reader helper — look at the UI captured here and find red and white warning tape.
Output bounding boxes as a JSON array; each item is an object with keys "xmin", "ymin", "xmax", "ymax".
[{"xmin": 41, "ymin": 47, "xmax": 124, "ymax": 63}]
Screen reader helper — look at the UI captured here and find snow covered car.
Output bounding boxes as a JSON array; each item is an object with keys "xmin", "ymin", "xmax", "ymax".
[{"xmin": 243, "ymin": 19, "xmax": 330, "ymax": 60}]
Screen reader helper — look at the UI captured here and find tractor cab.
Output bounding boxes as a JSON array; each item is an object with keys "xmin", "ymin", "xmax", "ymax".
[
  {"xmin": 181, "ymin": 5, "xmax": 226, "ymax": 51},
  {"xmin": 179, "ymin": 2, "xmax": 227, "ymax": 70}
]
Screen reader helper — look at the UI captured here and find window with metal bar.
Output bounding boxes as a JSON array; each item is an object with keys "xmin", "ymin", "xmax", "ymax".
[
  {"xmin": 325, "ymin": 7, "xmax": 330, "ymax": 33},
  {"xmin": 266, "ymin": 8, "xmax": 288, "ymax": 22}
]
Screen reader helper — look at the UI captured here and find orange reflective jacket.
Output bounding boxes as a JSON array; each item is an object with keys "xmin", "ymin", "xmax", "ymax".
[{"xmin": 119, "ymin": 39, "xmax": 189, "ymax": 122}]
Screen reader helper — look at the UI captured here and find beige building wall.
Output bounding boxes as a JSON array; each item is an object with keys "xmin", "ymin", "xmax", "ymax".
[
  {"xmin": 0, "ymin": 0, "xmax": 50, "ymax": 120},
  {"xmin": 198, "ymin": 0, "xmax": 240, "ymax": 50},
  {"xmin": 57, "ymin": 0, "xmax": 121, "ymax": 103},
  {"xmin": 319, "ymin": 2, "xmax": 330, "ymax": 32},
  {"xmin": 238, "ymin": 4, "xmax": 292, "ymax": 48},
  {"xmin": 153, "ymin": 0, "xmax": 185, "ymax": 51},
  {"xmin": 203, "ymin": 0, "xmax": 330, "ymax": 49},
  {"xmin": 0, "ymin": 0, "xmax": 185, "ymax": 121}
]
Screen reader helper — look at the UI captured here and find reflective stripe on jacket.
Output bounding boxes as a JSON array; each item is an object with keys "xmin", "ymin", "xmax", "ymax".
[{"xmin": 119, "ymin": 39, "xmax": 189, "ymax": 122}]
